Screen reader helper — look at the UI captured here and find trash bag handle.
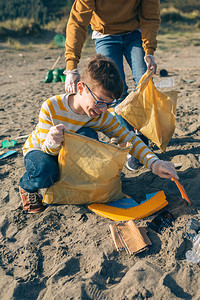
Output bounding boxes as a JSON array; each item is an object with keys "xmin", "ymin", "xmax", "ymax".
[{"xmin": 134, "ymin": 70, "xmax": 154, "ymax": 92}]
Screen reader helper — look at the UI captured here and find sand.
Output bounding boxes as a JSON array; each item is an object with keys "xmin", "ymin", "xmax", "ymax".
[{"xmin": 0, "ymin": 33, "xmax": 200, "ymax": 299}]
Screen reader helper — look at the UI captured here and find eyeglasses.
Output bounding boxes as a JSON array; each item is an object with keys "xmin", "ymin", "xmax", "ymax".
[{"xmin": 84, "ymin": 83, "xmax": 118, "ymax": 108}]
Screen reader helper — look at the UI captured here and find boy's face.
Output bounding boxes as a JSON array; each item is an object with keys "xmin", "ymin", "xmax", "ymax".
[{"xmin": 78, "ymin": 82, "xmax": 115, "ymax": 118}]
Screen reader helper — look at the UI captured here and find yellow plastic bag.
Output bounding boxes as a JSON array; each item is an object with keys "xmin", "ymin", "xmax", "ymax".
[
  {"xmin": 115, "ymin": 71, "xmax": 178, "ymax": 152},
  {"xmin": 43, "ymin": 131, "xmax": 130, "ymax": 205}
]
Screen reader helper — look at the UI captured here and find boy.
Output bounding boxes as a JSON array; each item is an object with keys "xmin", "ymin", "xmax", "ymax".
[{"xmin": 19, "ymin": 54, "xmax": 178, "ymax": 214}]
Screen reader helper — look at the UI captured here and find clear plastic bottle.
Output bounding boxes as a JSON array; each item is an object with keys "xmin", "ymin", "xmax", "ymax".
[
  {"xmin": 185, "ymin": 250, "xmax": 200, "ymax": 263},
  {"xmin": 185, "ymin": 218, "xmax": 200, "ymax": 241},
  {"xmin": 155, "ymin": 77, "xmax": 174, "ymax": 88},
  {"xmin": 186, "ymin": 234, "xmax": 200, "ymax": 263}
]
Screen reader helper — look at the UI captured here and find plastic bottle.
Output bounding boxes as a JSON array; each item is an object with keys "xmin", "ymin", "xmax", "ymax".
[
  {"xmin": 186, "ymin": 234, "xmax": 200, "ymax": 263},
  {"xmin": 155, "ymin": 77, "xmax": 174, "ymax": 88},
  {"xmin": 1, "ymin": 140, "xmax": 17, "ymax": 148},
  {"xmin": 185, "ymin": 250, "xmax": 200, "ymax": 263},
  {"xmin": 185, "ymin": 219, "xmax": 200, "ymax": 263},
  {"xmin": 185, "ymin": 218, "xmax": 200, "ymax": 241}
]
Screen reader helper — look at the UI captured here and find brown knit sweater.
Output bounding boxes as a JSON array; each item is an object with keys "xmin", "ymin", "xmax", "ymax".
[{"xmin": 65, "ymin": 0, "xmax": 160, "ymax": 70}]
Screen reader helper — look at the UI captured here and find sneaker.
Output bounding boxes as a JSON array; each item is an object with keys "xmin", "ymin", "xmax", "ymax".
[
  {"xmin": 19, "ymin": 187, "xmax": 45, "ymax": 214},
  {"xmin": 126, "ymin": 154, "xmax": 142, "ymax": 171}
]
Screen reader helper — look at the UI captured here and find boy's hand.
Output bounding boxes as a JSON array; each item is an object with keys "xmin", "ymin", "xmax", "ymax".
[
  {"xmin": 46, "ymin": 124, "xmax": 67, "ymax": 146},
  {"xmin": 151, "ymin": 160, "xmax": 179, "ymax": 179},
  {"xmin": 63, "ymin": 69, "xmax": 80, "ymax": 93}
]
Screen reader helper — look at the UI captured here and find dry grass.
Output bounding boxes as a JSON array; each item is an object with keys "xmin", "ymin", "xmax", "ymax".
[
  {"xmin": 43, "ymin": 18, "xmax": 68, "ymax": 35},
  {"xmin": 158, "ymin": 31, "xmax": 200, "ymax": 52},
  {"xmin": 160, "ymin": 7, "xmax": 200, "ymax": 33},
  {"xmin": 5, "ymin": 38, "xmax": 33, "ymax": 50},
  {"xmin": 0, "ymin": 18, "xmax": 35, "ymax": 31},
  {"xmin": 6, "ymin": 38, "xmax": 21, "ymax": 50}
]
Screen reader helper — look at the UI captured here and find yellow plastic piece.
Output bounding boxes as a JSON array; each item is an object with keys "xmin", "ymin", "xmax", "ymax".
[
  {"xmin": 171, "ymin": 177, "xmax": 191, "ymax": 204},
  {"xmin": 88, "ymin": 191, "xmax": 168, "ymax": 221}
]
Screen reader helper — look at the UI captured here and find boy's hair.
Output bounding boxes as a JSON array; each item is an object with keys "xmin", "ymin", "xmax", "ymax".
[{"xmin": 81, "ymin": 54, "xmax": 124, "ymax": 99}]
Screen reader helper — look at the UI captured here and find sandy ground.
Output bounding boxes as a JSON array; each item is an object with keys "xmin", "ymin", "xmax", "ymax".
[{"xmin": 0, "ymin": 32, "xmax": 200, "ymax": 299}]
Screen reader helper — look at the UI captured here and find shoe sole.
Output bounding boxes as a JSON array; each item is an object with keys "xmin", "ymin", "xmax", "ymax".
[
  {"xmin": 125, "ymin": 161, "xmax": 142, "ymax": 171},
  {"xmin": 23, "ymin": 206, "xmax": 45, "ymax": 214}
]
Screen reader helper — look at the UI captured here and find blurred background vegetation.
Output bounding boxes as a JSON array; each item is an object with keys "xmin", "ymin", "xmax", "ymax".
[{"xmin": 0, "ymin": 0, "xmax": 199, "ymax": 39}]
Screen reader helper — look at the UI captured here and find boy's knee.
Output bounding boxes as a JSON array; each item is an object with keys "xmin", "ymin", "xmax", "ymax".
[
  {"xmin": 45, "ymin": 164, "xmax": 59, "ymax": 182},
  {"xmin": 37, "ymin": 168, "xmax": 59, "ymax": 189},
  {"xmin": 37, "ymin": 159, "xmax": 59, "ymax": 187}
]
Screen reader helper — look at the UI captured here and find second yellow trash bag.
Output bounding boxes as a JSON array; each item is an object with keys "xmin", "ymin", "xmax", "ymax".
[
  {"xmin": 115, "ymin": 71, "xmax": 178, "ymax": 152},
  {"xmin": 43, "ymin": 131, "xmax": 130, "ymax": 205}
]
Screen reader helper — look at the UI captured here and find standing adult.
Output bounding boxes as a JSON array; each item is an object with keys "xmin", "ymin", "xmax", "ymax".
[{"xmin": 64, "ymin": 0, "xmax": 161, "ymax": 170}]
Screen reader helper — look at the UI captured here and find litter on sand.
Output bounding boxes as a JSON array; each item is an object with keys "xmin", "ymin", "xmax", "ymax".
[
  {"xmin": 1, "ymin": 140, "xmax": 17, "ymax": 148},
  {"xmin": 13, "ymin": 134, "xmax": 29, "ymax": 140},
  {"xmin": 171, "ymin": 177, "xmax": 191, "ymax": 204},
  {"xmin": 0, "ymin": 150, "xmax": 17, "ymax": 160},
  {"xmin": 147, "ymin": 211, "xmax": 175, "ymax": 234},
  {"xmin": 110, "ymin": 220, "xmax": 152, "ymax": 255},
  {"xmin": 44, "ymin": 68, "xmax": 66, "ymax": 83},
  {"xmin": 44, "ymin": 34, "xmax": 66, "ymax": 83},
  {"xmin": 1, "ymin": 135, "xmax": 28, "ymax": 149},
  {"xmin": 159, "ymin": 69, "xmax": 168, "ymax": 77},
  {"xmin": 88, "ymin": 191, "xmax": 168, "ymax": 221},
  {"xmin": 155, "ymin": 77, "xmax": 174, "ymax": 88}
]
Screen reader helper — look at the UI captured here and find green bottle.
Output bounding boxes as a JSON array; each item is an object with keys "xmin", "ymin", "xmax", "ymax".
[{"xmin": 1, "ymin": 140, "xmax": 17, "ymax": 148}]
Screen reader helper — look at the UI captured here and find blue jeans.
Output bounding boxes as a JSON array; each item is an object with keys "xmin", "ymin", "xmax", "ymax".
[
  {"xmin": 95, "ymin": 30, "xmax": 147, "ymax": 133},
  {"xmin": 19, "ymin": 128, "xmax": 98, "ymax": 193}
]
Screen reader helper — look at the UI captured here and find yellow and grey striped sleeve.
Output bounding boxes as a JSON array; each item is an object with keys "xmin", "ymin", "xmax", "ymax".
[
  {"xmin": 88, "ymin": 112, "xmax": 158, "ymax": 169},
  {"xmin": 129, "ymin": 136, "xmax": 158, "ymax": 169}
]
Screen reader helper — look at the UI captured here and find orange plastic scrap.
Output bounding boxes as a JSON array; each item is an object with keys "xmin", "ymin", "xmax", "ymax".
[
  {"xmin": 171, "ymin": 177, "xmax": 191, "ymax": 204},
  {"xmin": 88, "ymin": 191, "xmax": 168, "ymax": 221}
]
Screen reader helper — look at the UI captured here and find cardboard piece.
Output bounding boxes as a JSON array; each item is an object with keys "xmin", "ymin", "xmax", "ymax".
[{"xmin": 110, "ymin": 220, "xmax": 152, "ymax": 255}]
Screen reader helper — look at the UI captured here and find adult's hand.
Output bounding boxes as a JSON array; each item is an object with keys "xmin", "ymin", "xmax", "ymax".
[
  {"xmin": 151, "ymin": 159, "xmax": 179, "ymax": 179},
  {"xmin": 144, "ymin": 55, "xmax": 157, "ymax": 74},
  {"xmin": 63, "ymin": 69, "xmax": 80, "ymax": 93}
]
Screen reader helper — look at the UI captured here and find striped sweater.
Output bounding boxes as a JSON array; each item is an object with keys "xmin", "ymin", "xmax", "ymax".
[{"xmin": 23, "ymin": 94, "xmax": 158, "ymax": 169}]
